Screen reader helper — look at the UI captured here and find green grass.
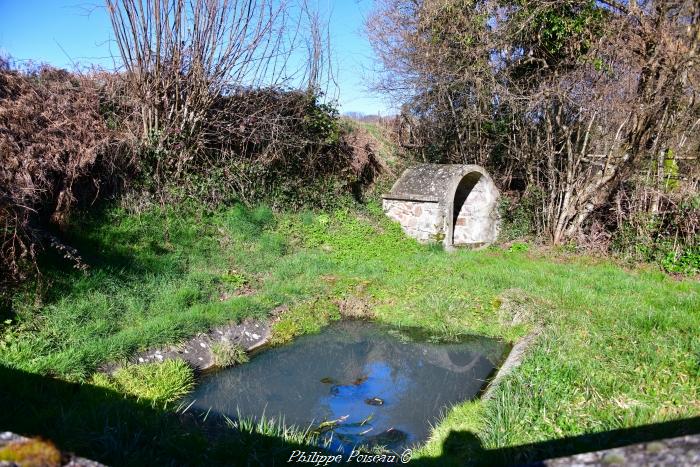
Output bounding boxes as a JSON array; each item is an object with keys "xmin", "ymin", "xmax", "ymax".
[
  {"xmin": 227, "ymin": 411, "xmax": 324, "ymax": 450},
  {"xmin": 1, "ymin": 200, "xmax": 698, "ymax": 464},
  {"xmin": 92, "ymin": 360, "xmax": 195, "ymax": 408},
  {"xmin": 210, "ymin": 341, "xmax": 249, "ymax": 367},
  {"xmin": 269, "ymin": 298, "xmax": 341, "ymax": 345}
]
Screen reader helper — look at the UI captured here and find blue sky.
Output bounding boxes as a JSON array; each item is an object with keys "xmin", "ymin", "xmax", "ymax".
[{"xmin": 0, "ymin": 0, "xmax": 392, "ymax": 115}]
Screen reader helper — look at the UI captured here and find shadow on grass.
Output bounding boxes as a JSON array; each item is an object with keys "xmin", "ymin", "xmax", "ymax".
[
  {"xmin": 22, "ymin": 202, "xmax": 271, "ymax": 310},
  {"xmin": 1, "ymin": 364, "xmax": 699, "ymax": 466},
  {"xmin": 0, "ymin": 365, "xmax": 311, "ymax": 466},
  {"xmin": 415, "ymin": 417, "xmax": 700, "ymax": 466}
]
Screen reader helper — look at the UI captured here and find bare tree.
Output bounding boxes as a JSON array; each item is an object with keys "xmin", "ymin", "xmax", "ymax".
[
  {"xmin": 105, "ymin": 0, "xmax": 336, "ymax": 187},
  {"xmin": 106, "ymin": 0, "xmax": 283, "ymax": 163},
  {"xmin": 367, "ymin": 0, "xmax": 699, "ymax": 244}
]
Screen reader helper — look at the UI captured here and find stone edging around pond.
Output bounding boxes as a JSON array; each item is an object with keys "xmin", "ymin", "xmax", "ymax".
[
  {"xmin": 482, "ymin": 329, "xmax": 539, "ymax": 400},
  {"xmin": 539, "ymin": 434, "xmax": 700, "ymax": 466},
  {"xmin": 101, "ymin": 317, "xmax": 274, "ymax": 374},
  {"xmin": 102, "ymin": 312, "xmax": 536, "ymax": 399}
]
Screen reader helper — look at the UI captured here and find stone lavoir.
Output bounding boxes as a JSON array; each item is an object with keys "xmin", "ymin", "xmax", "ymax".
[
  {"xmin": 382, "ymin": 164, "xmax": 500, "ymax": 249},
  {"xmin": 186, "ymin": 320, "xmax": 509, "ymax": 454}
]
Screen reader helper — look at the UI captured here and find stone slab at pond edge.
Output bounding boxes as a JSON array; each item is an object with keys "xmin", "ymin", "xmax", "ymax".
[
  {"xmin": 101, "ymin": 318, "xmax": 272, "ymax": 373},
  {"xmin": 534, "ymin": 434, "xmax": 700, "ymax": 467}
]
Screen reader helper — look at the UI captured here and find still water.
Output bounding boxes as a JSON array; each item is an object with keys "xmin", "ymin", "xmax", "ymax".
[{"xmin": 188, "ymin": 320, "xmax": 508, "ymax": 452}]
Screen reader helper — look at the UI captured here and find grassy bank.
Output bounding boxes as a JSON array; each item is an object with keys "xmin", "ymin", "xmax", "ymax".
[{"xmin": 1, "ymin": 202, "xmax": 698, "ymax": 465}]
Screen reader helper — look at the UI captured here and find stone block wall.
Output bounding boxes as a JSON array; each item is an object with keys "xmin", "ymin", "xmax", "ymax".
[
  {"xmin": 383, "ymin": 199, "xmax": 444, "ymax": 242},
  {"xmin": 383, "ymin": 164, "xmax": 500, "ymax": 248}
]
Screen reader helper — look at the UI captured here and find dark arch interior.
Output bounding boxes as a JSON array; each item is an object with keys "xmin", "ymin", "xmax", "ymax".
[{"xmin": 452, "ymin": 172, "xmax": 482, "ymax": 233}]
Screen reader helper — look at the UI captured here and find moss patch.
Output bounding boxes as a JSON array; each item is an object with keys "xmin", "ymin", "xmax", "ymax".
[{"xmin": 0, "ymin": 439, "xmax": 61, "ymax": 467}]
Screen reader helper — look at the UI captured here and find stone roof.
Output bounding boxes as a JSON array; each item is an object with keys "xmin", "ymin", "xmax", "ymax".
[{"xmin": 382, "ymin": 164, "xmax": 491, "ymax": 203}]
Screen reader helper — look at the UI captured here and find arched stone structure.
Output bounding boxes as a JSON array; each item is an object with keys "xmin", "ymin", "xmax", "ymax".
[{"xmin": 382, "ymin": 164, "xmax": 500, "ymax": 248}]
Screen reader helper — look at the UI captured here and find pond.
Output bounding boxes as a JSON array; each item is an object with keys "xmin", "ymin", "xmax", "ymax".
[{"xmin": 188, "ymin": 320, "xmax": 509, "ymax": 453}]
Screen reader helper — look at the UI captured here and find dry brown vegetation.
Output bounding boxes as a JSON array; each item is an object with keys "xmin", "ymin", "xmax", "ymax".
[
  {"xmin": 0, "ymin": 66, "xmax": 131, "ymax": 286},
  {"xmin": 0, "ymin": 0, "xmax": 384, "ymax": 289}
]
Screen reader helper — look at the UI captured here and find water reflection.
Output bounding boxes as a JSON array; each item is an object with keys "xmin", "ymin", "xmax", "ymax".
[{"xmin": 188, "ymin": 321, "xmax": 508, "ymax": 452}]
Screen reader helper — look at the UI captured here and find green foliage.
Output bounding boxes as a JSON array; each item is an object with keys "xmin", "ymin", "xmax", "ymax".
[
  {"xmin": 278, "ymin": 208, "xmax": 421, "ymax": 267},
  {"xmin": 522, "ymin": 0, "xmax": 605, "ymax": 65},
  {"xmin": 211, "ymin": 341, "xmax": 249, "ymax": 367},
  {"xmin": 270, "ymin": 298, "xmax": 341, "ymax": 346},
  {"xmin": 98, "ymin": 94, "xmax": 121, "ymax": 131},
  {"xmin": 264, "ymin": 174, "xmax": 359, "ymax": 211},
  {"xmin": 661, "ymin": 247, "xmax": 700, "ymax": 275},
  {"xmin": 663, "ymin": 148, "xmax": 679, "ymax": 191},
  {"xmin": 498, "ymin": 190, "xmax": 542, "ymax": 241},
  {"xmin": 611, "ymin": 208, "xmax": 699, "ymax": 275},
  {"xmin": 304, "ymin": 98, "xmax": 341, "ymax": 145},
  {"xmin": 93, "ymin": 360, "xmax": 195, "ymax": 408},
  {"xmin": 226, "ymin": 411, "xmax": 327, "ymax": 456},
  {"xmin": 220, "ymin": 271, "xmax": 248, "ymax": 289},
  {"xmin": 593, "ymin": 56, "xmax": 604, "ymax": 71},
  {"xmin": 508, "ymin": 242, "xmax": 529, "ymax": 253}
]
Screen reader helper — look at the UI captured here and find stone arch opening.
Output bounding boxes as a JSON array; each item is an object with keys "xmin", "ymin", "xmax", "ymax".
[
  {"xmin": 451, "ymin": 172, "xmax": 482, "ymax": 242},
  {"xmin": 449, "ymin": 171, "xmax": 498, "ymax": 247}
]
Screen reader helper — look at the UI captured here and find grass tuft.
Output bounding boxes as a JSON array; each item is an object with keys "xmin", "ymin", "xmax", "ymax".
[
  {"xmin": 269, "ymin": 298, "xmax": 341, "ymax": 346},
  {"xmin": 92, "ymin": 360, "xmax": 195, "ymax": 407},
  {"xmin": 211, "ymin": 341, "xmax": 249, "ymax": 367}
]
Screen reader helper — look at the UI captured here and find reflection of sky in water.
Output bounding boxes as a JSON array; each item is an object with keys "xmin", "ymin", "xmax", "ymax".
[
  {"xmin": 317, "ymin": 361, "xmax": 410, "ymax": 449},
  {"xmin": 188, "ymin": 321, "xmax": 508, "ymax": 452}
]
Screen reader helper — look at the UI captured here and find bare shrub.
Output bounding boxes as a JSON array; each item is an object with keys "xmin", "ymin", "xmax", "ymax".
[
  {"xmin": 105, "ymin": 0, "xmax": 342, "ymax": 203},
  {"xmin": 147, "ymin": 87, "xmax": 384, "ymax": 208}
]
